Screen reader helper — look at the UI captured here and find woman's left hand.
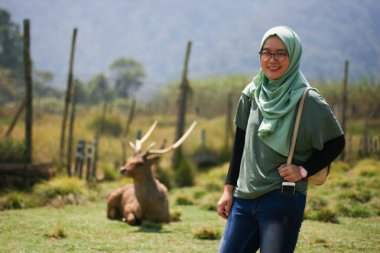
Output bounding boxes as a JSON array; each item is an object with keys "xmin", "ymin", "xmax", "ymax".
[{"xmin": 278, "ymin": 164, "xmax": 303, "ymax": 182}]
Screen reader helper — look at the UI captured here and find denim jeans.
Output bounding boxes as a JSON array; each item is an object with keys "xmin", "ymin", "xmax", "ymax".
[{"xmin": 218, "ymin": 190, "xmax": 306, "ymax": 253}]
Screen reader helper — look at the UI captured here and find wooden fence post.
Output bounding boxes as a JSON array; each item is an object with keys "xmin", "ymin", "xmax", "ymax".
[
  {"xmin": 121, "ymin": 99, "xmax": 136, "ymax": 164},
  {"xmin": 67, "ymin": 84, "xmax": 78, "ymax": 177},
  {"xmin": 23, "ymin": 19, "xmax": 33, "ymax": 164},
  {"xmin": 340, "ymin": 60, "xmax": 349, "ymax": 160},
  {"xmin": 60, "ymin": 28, "xmax": 78, "ymax": 169},
  {"xmin": 172, "ymin": 41, "xmax": 192, "ymax": 168}
]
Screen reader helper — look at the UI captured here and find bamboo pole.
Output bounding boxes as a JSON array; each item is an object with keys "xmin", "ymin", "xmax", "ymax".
[
  {"xmin": 60, "ymin": 28, "xmax": 78, "ymax": 169},
  {"xmin": 23, "ymin": 19, "xmax": 33, "ymax": 164}
]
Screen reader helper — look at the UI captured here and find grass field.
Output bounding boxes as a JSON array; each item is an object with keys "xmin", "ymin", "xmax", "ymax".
[
  {"xmin": 1, "ymin": 107, "xmax": 380, "ymax": 252},
  {"xmin": 1, "ymin": 162, "xmax": 380, "ymax": 253},
  {"xmin": 1, "ymin": 192, "xmax": 379, "ymax": 253}
]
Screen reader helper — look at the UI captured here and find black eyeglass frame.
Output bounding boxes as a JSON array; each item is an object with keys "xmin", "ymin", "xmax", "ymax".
[{"xmin": 258, "ymin": 50, "xmax": 289, "ymax": 62}]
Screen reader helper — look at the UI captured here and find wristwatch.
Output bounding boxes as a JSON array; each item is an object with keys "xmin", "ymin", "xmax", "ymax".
[{"xmin": 299, "ymin": 166, "xmax": 308, "ymax": 178}]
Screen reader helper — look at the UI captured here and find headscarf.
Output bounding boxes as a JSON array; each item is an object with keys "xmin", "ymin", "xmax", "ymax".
[{"xmin": 243, "ymin": 26, "xmax": 309, "ymax": 156}]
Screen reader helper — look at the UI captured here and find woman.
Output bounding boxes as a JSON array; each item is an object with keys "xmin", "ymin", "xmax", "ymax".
[{"xmin": 217, "ymin": 26, "xmax": 345, "ymax": 253}]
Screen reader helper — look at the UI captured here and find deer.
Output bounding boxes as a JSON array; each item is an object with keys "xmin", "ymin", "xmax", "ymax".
[{"xmin": 107, "ymin": 121, "xmax": 197, "ymax": 225}]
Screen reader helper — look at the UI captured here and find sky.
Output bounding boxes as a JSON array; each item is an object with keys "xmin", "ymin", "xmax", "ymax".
[{"xmin": 1, "ymin": 0, "xmax": 379, "ymax": 100}]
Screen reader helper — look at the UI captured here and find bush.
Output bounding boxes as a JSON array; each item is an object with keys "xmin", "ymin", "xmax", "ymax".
[
  {"xmin": 169, "ymin": 210, "xmax": 182, "ymax": 222},
  {"xmin": 155, "ymin": 167, "xmax": 173, "ymax": 190},
  {"xmin": 0, "ymin": 138, "xmax": 26, "ymax": 163},
  {"xmin": 102, "ymin": 166, "xmax": 119, "ymax": 181},
  {"xmin": 88, "ymin": 114, "xmax": 123, "ymax": 137},
  {"xmin": 175, "ymin": 195, "xmax": 194, "ymax": 205},
  {"xmin": 1, "ymin": 192, "xmax": 27, "ymax": 210},
  {"xmin": 174, "ymin": 151, "xmax": 195, "ymax": 187},
  {"xmin": 193, "ymin": 226, "xmax": 221, "ymax": 240},
  {"xmin": 33, "ymin": 177, "xmax": 87, "ymax": 205}
]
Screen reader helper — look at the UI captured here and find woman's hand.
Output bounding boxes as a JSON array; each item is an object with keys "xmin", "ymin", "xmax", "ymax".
[
  {"xmin": 217, "ymin": 184, "xmax": 234, "ymax": 219},
  {"xmin": 278, "ymin": 164, "xmax": 303, "ymax": 182}
]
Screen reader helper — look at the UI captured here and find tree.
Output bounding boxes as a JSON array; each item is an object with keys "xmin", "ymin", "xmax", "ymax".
[
  {"xmin": 33, "ymin": 70, "xmax": 62, "ymax": 99},
  {"xmin": 0, "ymin": 9, "xmax": 23, "ymax": 84},
  {"xmin": 87, "ymin": 73, "xmax": 110, "ymax": 104},
  {"xmin": 109, "ymin": 57, "xmax": 145, "ymax": 98},
  {"xmin": 0, "ymin": 68, "xmax": 18, "ymax": 105}
]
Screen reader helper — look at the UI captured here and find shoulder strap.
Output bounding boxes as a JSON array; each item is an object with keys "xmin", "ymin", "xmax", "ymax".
[{"xmin": 287, "ymin": 87, "xmax": 316, "ymax": 165}]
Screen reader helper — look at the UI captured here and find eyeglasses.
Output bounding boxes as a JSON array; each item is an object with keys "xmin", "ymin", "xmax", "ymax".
[{"xmin": 259, "ymin": 50, "xmax": 288, "ymax": 62}]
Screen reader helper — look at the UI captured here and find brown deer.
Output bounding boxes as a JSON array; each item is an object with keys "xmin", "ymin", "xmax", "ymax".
[{"xmin": 107, "ymin": 121, "xmax": 197, "ymax": 225}]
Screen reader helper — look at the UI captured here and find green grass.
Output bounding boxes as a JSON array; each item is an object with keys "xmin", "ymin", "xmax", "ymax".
[{"xmin": 0, "ymin": 196, "xmax": 379, "ymax": 253}]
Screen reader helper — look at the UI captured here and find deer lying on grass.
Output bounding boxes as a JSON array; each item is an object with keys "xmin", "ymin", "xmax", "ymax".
[{"xmin": 107, "ymin": 121, "xmax": 197, "ymax": 225}]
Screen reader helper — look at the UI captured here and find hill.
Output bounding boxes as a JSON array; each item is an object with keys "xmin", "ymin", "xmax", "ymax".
[{"xmin": 1, "ymin": 0, "xmax": 380, "ymax": 100}]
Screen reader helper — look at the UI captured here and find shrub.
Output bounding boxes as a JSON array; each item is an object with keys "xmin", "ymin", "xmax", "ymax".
[
  {"xmin": 174, "ymin": 151, "xmax": 195, "ymax": 187},
  {"xmin": 169, "ymin": 210, "xmax": 182, "ymax": 222},
  {"xmin": 0, "ymin": 138, "xmax": 27, "ymax": 163},
  {"xmin": 44, "ymin": 224, "xmax": 67, "ymax": 239},
  {"xmin": 2, "ymin": 192, "xmax": 27, "ymax": 210},
  {"xmin": 33, "ymin": 177, "xmax": 87, "ymax": 205},
  {"xmin": 155, "ymin": 167, "xmax": 173, "ymax": 190},
  {"xmin": 102, "ymin": 166, "xmax": 119, "ymax": 181},
  {"xmin": 88, "ymin": 114, "xmax": 123, "ymax": 137},
  {"xmin": 175, "ymin": 195, "xmax": 194, "ymax": 205},
  {"xmin": 193, "ymin": 226, "xmax": 221, "ymax": 240}
]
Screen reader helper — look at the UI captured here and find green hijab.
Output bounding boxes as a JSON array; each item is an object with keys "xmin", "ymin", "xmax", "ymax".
[{"xmin": 243, "ymin": 26, "xmax": 309, "ymax": 156}]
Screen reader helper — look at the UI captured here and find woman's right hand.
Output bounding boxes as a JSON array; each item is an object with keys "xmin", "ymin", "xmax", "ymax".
[{"xmin": 217, "ymin": 184, "xmax": 234, "ymax": 219}]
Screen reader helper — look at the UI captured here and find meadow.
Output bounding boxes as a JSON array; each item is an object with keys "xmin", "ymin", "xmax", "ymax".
[
  {"xmin": 1, "ymin": 78, "xmax": 380, "ymax": 252},
  {"xmin": 0, "ymin": 162, "xmax": 380, "ymax": 253}
]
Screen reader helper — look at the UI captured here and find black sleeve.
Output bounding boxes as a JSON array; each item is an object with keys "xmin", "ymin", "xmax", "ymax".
[
  {"xmin": 225, "ymin": 127, "xmax": 246, "ymax": 185},
  {"xmin": 301, "ymin": 134, "xmax": 345, "ymax": 177}
]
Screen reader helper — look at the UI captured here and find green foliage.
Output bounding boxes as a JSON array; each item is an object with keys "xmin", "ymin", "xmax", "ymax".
[
  {"xmin": 191, "ymin": 145, "xmax": 220, "ymax": 169},
  {"xmin": 193, "ymin": 226, "xmax": 221, "ymax": 240},
  {"xmin": 35, "ymin": 98, "xmax": 64, "ymax": 114},
  {"xmin": 2, "ymin": 192, "xmax": 26, "ymax": 210},
  {"xmin": 88, "ymin": 114, "xmax": 123, "ymax": 137},
  {"xmin": 173, "ymin": 150, "xmax": 195, "ymax": 187},
  {"xmin": 33, "ymin": 177, "xmax": 87, "ymax": 205},
  {"xmin": 149, "ymin": 75, "xmax": 249, "ymax": 117},
  {"xmin": 44, "ymin": 224, "xmax": 67, "ymax": 239},
  {"xmin": 155, "ymin": 166, "xmax": 173, "ymax": 190},
  {"xmin": 102, "ymin": 166, "xmax": 119, "ymax": 181},
  {"xmin": 0, "ymin": 9, "xmax": 23, "ymax": 83},
  {"xmin": 169, "ymin": 210, "xmax": 182, "ymax": 222},
  {"xmin": 175, "ymin": 195, "xmax": 194, "ymax": 205},
  {"xmin": 306, "ymin": 208, "xmax": 340, "ymax": 224},
  {"xmin": 109, "ymin": 57, "xmax": 145, "ymax": 98},
  {"xmin": 86, "ymin": 74, "xmax": 110, "ymax": 104},
  {"xmin": 0, "ymin": 138, "xmax": 26, "ymax": 163}
]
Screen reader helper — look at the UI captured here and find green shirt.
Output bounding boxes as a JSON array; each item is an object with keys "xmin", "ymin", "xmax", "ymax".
[{"xmin": 233, "ymin": 90, "xmax": 343, "ymax": 199}]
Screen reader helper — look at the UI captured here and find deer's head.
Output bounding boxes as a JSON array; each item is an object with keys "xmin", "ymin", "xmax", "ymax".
[{"xmin": 120, "ymin": 121, "xmax": 196, "ymax": 178}]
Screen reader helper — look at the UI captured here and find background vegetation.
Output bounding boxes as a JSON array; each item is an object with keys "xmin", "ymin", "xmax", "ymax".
[{"xmin": 1, "ymin": 6, "xmax": 380, "ymax": 253}]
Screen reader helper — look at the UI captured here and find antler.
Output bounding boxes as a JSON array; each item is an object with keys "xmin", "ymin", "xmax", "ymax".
[
  {"xmin": 146, "ymin": 121, "xmax": 197, "ymax": 156},
  {"xmin": 129, "ymin": 121, "xmax": 158, "ymax": 153}
]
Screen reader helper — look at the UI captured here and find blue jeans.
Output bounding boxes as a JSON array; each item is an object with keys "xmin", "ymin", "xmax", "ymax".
[{"xmin": 218, "ymin": 190, "xmax": 306, "ymax": 253}]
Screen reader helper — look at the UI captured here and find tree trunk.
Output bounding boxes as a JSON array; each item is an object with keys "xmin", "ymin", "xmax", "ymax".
[{"xmin": 60, "ymin": 28, "xmax": 78, "ymax": 170}]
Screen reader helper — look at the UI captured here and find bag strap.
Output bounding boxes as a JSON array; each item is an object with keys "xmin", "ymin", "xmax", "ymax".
[{"xmin": 287, "ymin": 87, "xmax": 316, "ymax": 165}]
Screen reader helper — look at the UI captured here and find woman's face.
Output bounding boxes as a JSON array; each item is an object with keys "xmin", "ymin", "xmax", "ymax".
[{"xmin": 260, "ymin": 36, "xmax": 290, "ymax": 80}]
